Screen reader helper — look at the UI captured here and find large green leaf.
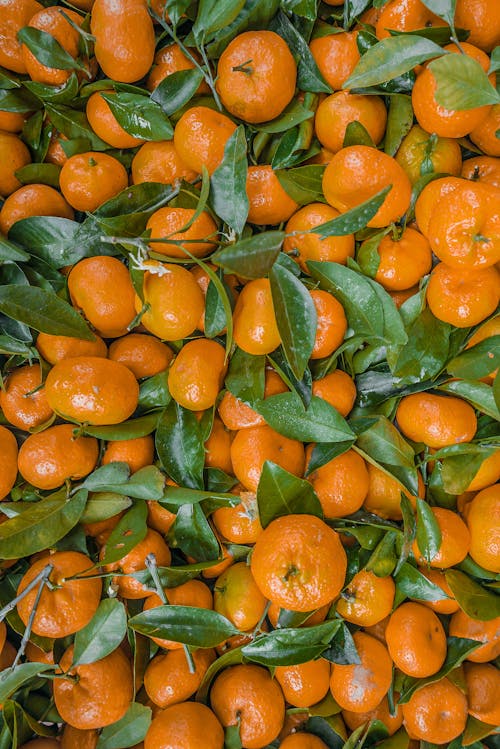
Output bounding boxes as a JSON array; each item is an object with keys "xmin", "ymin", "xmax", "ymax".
[
  {"xmin": 73, "ymin": 599, "xmax": 128, "ymax": 666},
  {"xmin": 430, "ymin": 53, "xmax": 500, "ymax": 110},
  {"xmin": 256, "ymin": 461, "xmax": 323, "ymax": 527},
  {"xmin": 129, "ymin": 605, "xmax": 240, "ymax": 647},
  {"xmin": 210, "ymin": 126, "xmax": 249, "ymax": 236}
]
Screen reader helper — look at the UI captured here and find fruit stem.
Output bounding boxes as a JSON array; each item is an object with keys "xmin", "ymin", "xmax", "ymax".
[
  {"xmin": 232, "ymin": 59, "xmax": 253, "ymax": 75},
  {"xmin": 251, "ymin": 600, "xmax": 271, "ymax": 638}
]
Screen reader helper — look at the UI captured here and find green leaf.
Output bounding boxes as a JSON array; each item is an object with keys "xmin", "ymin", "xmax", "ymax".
[
  {"xmin": 0, "ymin": 236, "xmax": 30, "ymax": 263},
  {"xmin": 155, "ymin": 402, "xmax": 205, "ymax": 490},
  {"xmin": 254, "ymin": 392, "xmax": 355, "ymax": 443},
  {"xmin": 419, "ymin": 0, "xmax": 456, "ymax": 26},
  {"xmin": 15, "ymin": 163, "xmax": 61, "ymax": 189},
  {"xmin": 131, "ymin": 559, "xmax": 223, "ymax": 590},
  {"xmin": 415, "ymin": 498, "xmax": 442, "ymax": 564},
  {"xmin": 0, "ymin": 489, "xmax": 87, "ymax": 559},
  {"xmin": 440, "ymin": 445, "xmax": 497, "ymax": 494},
  {"xmin": 305, "ymin": 440, "xmax": 355, "ymax": 475},
  {"xmin": 439, "ymin": 379, "xmax": 500, "ymax": 421},
  {"xmin": 78, "ymin": 464, "xmax": 165, "ymax": 501},
  {"xmin": 80, "ymin": 492, "xmax": 133, "ymax": 524},
  {"xmin": 395, "ymin": 562, "xmax": 450, "ymax": 602},
  {"xmin": 398, "ymin": 636, "xmax": 481, "ymax": 703},
  {"xmin": 256, "ymin": 99, "xmax": 314, "ymax": 134},
  {"xmin": 308, "ymin": 261, "xmax": 384, "ymax": 339},
  {"xmin": 151, "ymin": 68, "xmax": 205, "ymax": 116},
  {"xmin": 242, "ymin": 620, "xmax": 342, "ymax": 666},
  {"xmin": 73, "ymin": 599, "xmax": 128, "ymax": 666},
  {"xmin": 276, "ymin": 165, "xmax": 325, "ymax": 205},
  {"xmin": 211, "ymin": 126, "xmax": 249, "ymax": 236},
  {"xmin": 8, "ymin": 216, "xmax": 87, "ymax": 268},
  {"xmin": 161, "ymin": 485, "xmax": 237, "ymax": 507},
  {"xmin": 447, "ymin": 336, "xmax": 500, "ymax": 379},
  {"xmin": 101, "ymin": 93, "xmax": 173, "ymax": 141},
  {"xmin": 344, "ymin": 35, "xmax": 444, "ymax": 89},
  {"xmin": 385, "ymin": 94, "xmax": 414, "ymax": 156},
  {"xmin": 0, "ymin": 285, "xmax": 95, "ymax": 340},
  {"xmin": 17, "ymin": 27, "xmax": 87, "ymax": 73},
  {"xmin": 0, "ymin": 664, "xmax": 54, "ymax": 707},
  {"xmin": 80, "ymin": 413, "xmax": 160, "ymax": 441},
  {"xmin": 355, "ymin": 416, "xmax": 418, "ymax": 495},
  {"xmin": 430, "ymin": 53, "xmax": 500, "ymax": 110},
  {"xmin": 99, "ymin": 502, "xmax": 148, "ymax": 566},
  {"xmin": 270, "ymin": 9, "xmax": 331, "ymax": 93},
  {"xmin": 225, "ymin": 346, "xmax": 265, "ymax": 403},
  {"xmin": 494, "ymin": 371, "xmax": 500, "ymax": 412},
  {"xmin": 138, "ymin": 371, "xmax": 171, "ymax": 412},
  {"xmin": 45, "ymin": 104, "xmax": 109, "ymax": 150},
  {"xmin": 192, "ymin": 0, "xmax": 246, "ymax": 41},
  {"xmin": 212, "ymin": 231, "xmax": 284, "ymax": 279},
  {"xmin": 129, "ymin": 605, "xmax": 240, "ymax": 647},
  {"xmin": 270, "ymin": 262, "xmax": 316, "ymax": 380},
  {"xmin": 171, "ymin": 502, "xmax": 220, "ymax": 561},
  {"xmin": 392, "ymin": 308, "xmax": 451, "ymax": 383},
  {"xmin": 445, "ymin": 569, "xmax": 500, "ymax": 620},
  {"xmin": 256, "ymin": 460, "xmax": 323, "ymax": 527},
  {"xmin": 312, "ymin": 187, "xmax": 392, "ymax": 237},
  {"xmin": 96, "ymin": 703, "xmax": 152, "ymax": 749}
]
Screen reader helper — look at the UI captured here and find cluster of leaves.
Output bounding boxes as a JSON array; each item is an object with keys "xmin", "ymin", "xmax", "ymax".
[{"xmin": 0, "ymin": 0, "xmax": 500, "ymax": 747}]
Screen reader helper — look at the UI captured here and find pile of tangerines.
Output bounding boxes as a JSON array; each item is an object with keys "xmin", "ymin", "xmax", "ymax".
[{"xmin": 0, "ymin": 0, "xmax": 499, "ymax": 747}]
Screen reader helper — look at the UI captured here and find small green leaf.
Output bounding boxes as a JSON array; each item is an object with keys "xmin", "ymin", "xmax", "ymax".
[
  {"xmin": 129, "ymin": 605, "xmax": 240, "ymax": 647},
  {"xmin": 211, "ymin": 125, "xmax": 249, "ymax": 236},
  {"xmin": 256, "ymin": 460, "xmax": 323, "ymax": 527},
  {"xmin": 415, "ymin": 498, "xmax": 442, "ymax": 565},
  {"xmin": 343, "ymin": 120, "xmax": 375, "ymax": 148},
  {"xmin": 0, "ymin": 285, "xmax": 95, "ymax": 340},
  {"xmin": 192, "ymin": 0, "xmax": 246, "ymax": 41},
  {"xmin": 138, "ymin": 371, "xmax": 171, "ymax": 411},
  {"xmin": 225, "ymin": 346, "xmax": 265, "ymax": 403},
  {"xmin": 385, "ymin": 94, "xmax": 414, "ymax": 156},
  {"xmin": 445, "ymin": 569, "xmax": 500, "ymax": 620},
  {"xmin": 96, "ymin": 703, "xmax": 152, "ymax": 749},
  {"xmin": 101, "ymin": 93, "xmax": 173, "ymax": 141},
  {"xmin": 15, "ymin": 163, "xmax": 61, "ymax": 189},
  {"xmin": 17, "ymin": 26, "xmax": 87, "ymax": 73},
  {"xmin": 430, "ymin": 53, "xmax": 500, "ymax": 110},
  {"xmin": 80, "ymin": 493, "xmax": 133, "ymax": 524},
  {"xmin": 354, "ymin": 416, "xmax": 418, "ymax": 495},
  {"xmin": 73, "ymin": 599, "xmax": 128, "ymax": 666},
  {"xmin": 447, "ymin": 336, "xmax": 500, "ymax": 379},
  {"xmin": 171, "ymin": 502, "xmax": 220, "ymax": 561},
  {"xmin": 276, "ymin": 165, "xmax": 326, "ymax": 205},
  {"xmin": 99, "ymin": 502, "xmax": 148, "ymax": 566},
  {"xmin": 312, "ymin": 187, "xmax": 392, "ymax": 237},
  {"xmin": 45, "ymin": 104, "xmax": 109, "ymax": 150},
  {"xmin": 212, "ymin": 231, "xmax": 284, "ymax": 279},
  {"xmin": 270, "ymin": 262, "xmax": 317, "ymax": 380},
  {"xmin": 155, "ymin": 402, "xmax": 205, "ymax": 490},
  {"xmin": 344, "ymin": 35, "xmax": 444, "ymax": 89},
  {"xmin": 395, "ymin": 562, "xmax": 450, "ymax": 602},
  {"xmin": 242, "ymin": 621, "xmax": 342, "ymax": 666},
  {"xmin": 151, "ymin": 68, "xmax": 205, "ymax": 116},
  {"xmin": 439, "ymin": 379, "xmax": 500, "ymax": 421},
  {"xmin": 270, "ymin": 9, "xmax": 331, "ymax": 93},
  {"xmin": 254, "ymin": 392, "xmax": 355, "ymax": 443},
  {"xmin": 80, "ymin": 413, "xmax": 160, "ymax": 441},
  {"xmin": 419, "ymin": 0, "xmax": 456, "ymax": 26}
]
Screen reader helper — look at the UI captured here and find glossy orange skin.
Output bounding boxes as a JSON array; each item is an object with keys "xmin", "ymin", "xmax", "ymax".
[
  {"xmin": 412, "ymin": 43, "xmax": 493, "ymax": 138},
  {"xmin": 309, "ymin": 32, "xmax": 360, "ymax": 90},
  {"xmin": 54, "ymin": 645, "xmax": 133, "ymax": 730},
  {"xmin": 246, "ymin": 165, "xmax": 298, "ymax": 225},
  {"xmin": 275, "ymin": 659, "xmax": 331, "ymax": 708},
  {"xmin": 204, "ymin": 416, "xmax": 233, "ymax": 474},
  {"xmin": 45, "ymin": 356, "xmax": 139, "ymax": 425},
  {"xmin": 147, "ymin": 207, "xmax": 218, "ymax": 258},
  {"xmin": 108, "ymin": 333, "xmax": 173, "ymax": 379},
  {"xmin": 68, "ymin": 256, "xmax": 136, "ymax": 338},
  {"xmin": 427, "ymin": 262, "xmax": 500, "ymax": 327},
  {"xmin": 375, "ymin": 0, "xmax": 445, "ymax": 39},
  {"xmin": 0, "ymin": 425, "xmax": 18, "ymax": 501},
  {"xmin": 60, "ymin": 151, "xmax": 128, "ymax": 212},
  {"xmin": 312, "ymin": 369, "xmax": 357, "ymax": 417},
  {"xmin": 363, "ymin": 465, "xmax": 424, "ymax": 520},
  {"xmin": 17, "ymin": 424, "xmax": 98, "ymax": 490},
  {"xmin": 86, "ymin": 92, "xmax": 145, "ymax": 149},
  {"xmin": 144, "ymin": 648, "xmax": 216, "ymax": 708},
  {"xmin": 385, "ymin": 602, "xmax": 446, "ymax": 677},
  {"xmin": 36, "ymin": 332, "xmax": 107, "ymax": 364},
  {"xmin": 0, "ymin": 364, "xmax": 53, "ymax": 430},
  {"xmin": 466, "ymin": 448, "xmax": 500, "ymax": 488},
  {"xmin": 284, "ymin": 203, "xmax": 355, "ymax": 272},
  {"xmin": 60, "ymin": 726, "xmax": 99, "ymax": 749},
  {"xmin": 401, "ymin": 677, "xmax": 468, "ymax": 744},
  {"xmin": 214, "ymin": 562, "xmax": 267, "ymax": 631},
  {"xmin": 233, "ymin": 278, "xmax": 281, "ymax": 355},
  {"xmin": 462, "ymin": 155, "xmax": 500, "ymax": 189},
  {"xmin": 465, "ymin": 484, "xmax": 500, "ymax": 573},
  {"xmin": 103, "ymin": 527, "xmax": 171, "ymax": 599},
  {"xmin": 465, "ymin": 662, "xmax": 500, "ymax": 724},
  {"xmin": 0, "ymin": 132, "xmax": 31, "ymax": 197},
  {"xmin": 131, "ymin": 140, "xmax": 198, "ymax": 185},
  {"xmin": 211, "ymin": 664, "xmax": 285, "ymax": 749},
  {"xmin": 216, "ymin": 31, "xmax": 296, "ymax": 124},
  {"xmin": 470, "ymin": 104, "xmax": 500, "ymax": 156},
  {"xmin": 342, "ymin": 695, "xmax": 403, "ymax": 737},
  {"xmin": 307, "ymin": 447, "xmax": 369, "ymax": 518},
  {"xmin": 372, "ymin": 227, "xmax": 432, "ymax": 291},
  {"xmin": 168, "ymin": 338, "xmax": 227, "ymax": 411},
  {"xmin": 450, "ymin": 610, "xmax": 500, "ymax": 663},
  {"xmin": 427, "ymin": 182, "xmax": 500, "ymax": 270},
  {"xmin": 143, "ymin": 579, "xmax": 213, "ymax": 650},
  {"xmin": 323, "ymin": 146, "xmax": 412, "ymax": 229},
  {"xmin": 231, "ymin": 424, "xmax": 305, "ymax": 493},
  {"xmin": 144, "ymin": 702, "xmax": 224, "ymax": 749},
  {"xmin": 0, "ymin": 184, "xmax": 74, "ymax": 235},
  {"xmin": 395, "ymin": 124, "xmax": 462, "ymax": 185},
  {"xmin": 419, "ymin": 568, "xmax": 460, "ymax": 615},
  {"xmin": 146, "ymin": 43, "xmax": 209, "ymax": 93},
  {"xmin": 218, "ymin": 368, "xmax": 287, "ymax": 430},
  {"xmin": 0, "ymin": 110, "xmax": 28, "ymax": 133},
  {"xmin": 0, "ymin": 0, "xmax": 44, "ymax": 74},
  {"xmin": 315, "ymin": 92, "xmax": 387, "ymax": 154},
  {"xmin": 413, "ymin": 506, "xmax": 471, "ymax": 569},
  {"xmin": 336, "ymin": 569, "xmax": 395, "ymax": 627},
  {"xmin": 90, "ymin": 0, "xmax": 155, "ymax": 83},
  {"xmin": 455, "ymin": 0, "xmax": 500, "ymax": 51},
  {"xmin": 251, "ymin": 514, "xmax": 347, "ymax": 611},
  {"xmin": 414, "ymin": 176, "xmax": 464, "ymax": 237},
  {"xmin": 330, "ymin": 632, "xmax": 393, "ymax": 713},
  {"xmin": 397, "ymin": 392, "xmax": 477, "ymax": 448},
  {"xmin": 213, "ymin": 489, "xmax": 263, "ymax": 545},
  {"xmin": 174, "ymin": 106, "xmax": 237, "ymax": 175},
  {"xmin": 17, "ymin": 551, "xmax": 101, "ymax": 638},
  {"xmin": 280, "ymin": 735, "xmax": 329, "ymax": 749},
  {"xmin": 138, "ymin": 261, "xmax": 205, "ymax": 341},
  {"xmin": 310, "ymin": 289, "xmax": 347, "ymax": 359},
  {"xmin": 22, "ymin": 7, "xmax": 83, "ymax": 86},
  {"xmin": 19, "ymin": 740, "xmax": 60, "ymax": 749},
  {"xmin": 102, "ymin": 435, "xmax": 154, "ymax": 474}
]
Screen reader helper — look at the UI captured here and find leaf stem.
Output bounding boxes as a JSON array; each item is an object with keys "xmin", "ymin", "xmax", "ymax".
[
  {"xmin": 0, "ymin": 563, "xmax": 53, "ymax": 624},
  {"xmin": 10, "ymin": 563, "xmax": 53, "ymax": 669},
  {"xmin": 145, "ymin": 553, "xmax": 168, "ymax": 603}
]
